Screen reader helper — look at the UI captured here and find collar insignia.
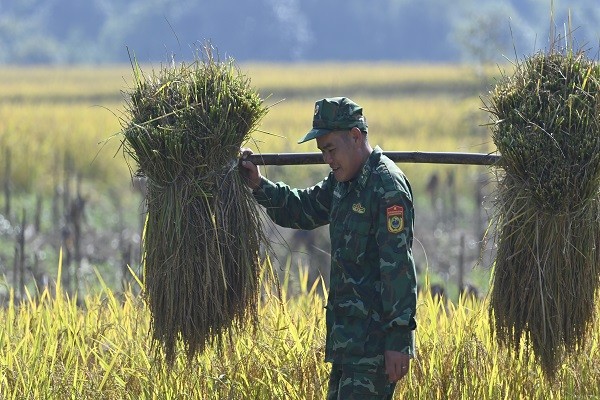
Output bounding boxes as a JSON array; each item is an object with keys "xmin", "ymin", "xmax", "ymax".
[{"xmin": 352, "ymin": 203, "xmax": 366, "ymax": 214}]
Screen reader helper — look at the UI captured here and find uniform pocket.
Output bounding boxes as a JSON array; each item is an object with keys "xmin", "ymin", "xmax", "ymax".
[
  {"xmin": 338, "ymin": 217, "xmax": 372, "ymax": 264},
  {"xmin": 329, "ymin": 298, "xmax": 371, "ymax": 357}
]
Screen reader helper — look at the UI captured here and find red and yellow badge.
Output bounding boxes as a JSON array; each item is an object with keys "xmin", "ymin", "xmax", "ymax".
[{"xmin": 386, "ymin": 205, "xmax": 404, "ymax": 233}]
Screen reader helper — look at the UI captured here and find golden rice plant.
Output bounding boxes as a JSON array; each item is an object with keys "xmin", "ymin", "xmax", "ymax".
[
  {"xmin": 483, "ymin": 45, "xmax": 600, "ymax": 378},
  {"xmin": 120, "ymin": 46, "xmax": 268, "ymax": 365},
  {"xmin": 3, "ymin": 272, "xmax": 600, "ymax": 398}
]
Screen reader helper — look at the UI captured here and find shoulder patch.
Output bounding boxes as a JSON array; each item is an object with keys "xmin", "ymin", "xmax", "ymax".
[{"xmin": 386, "ymin": 205, "xmax": 404, "ymax": 233}]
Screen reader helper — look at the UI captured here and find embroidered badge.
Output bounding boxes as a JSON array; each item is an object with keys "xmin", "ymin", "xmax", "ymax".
[
  {"xmin": 386, "ymin": 205, "xmax": 404, "ymax": 233},
  {"xmin": 352, "ymin": 203, "xmax": 365, "ymax": 214},
  {"xmin": 314, "ymin": 104, "xmax": 320, "ymax": 116}
]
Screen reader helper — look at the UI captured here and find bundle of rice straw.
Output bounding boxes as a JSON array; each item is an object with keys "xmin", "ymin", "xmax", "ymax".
[
  {"xmin": 120, "ymin": 47, "xmax": 268, "ymax": 364},
  {"xmin": 483, "ymin": 46, "xmax": 600, "ymax": 378}
]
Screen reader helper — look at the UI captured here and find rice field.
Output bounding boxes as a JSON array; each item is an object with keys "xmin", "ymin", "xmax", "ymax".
[
  {"xmin": 0, "ymin": 63, "xmax": 497, "ymax": 296},
  {"xmin": 1, "ymin": 263, "xmax": 599, "ymax": 399},
  {"xmin": 3, "ymin": 62, "xmax": 598, "ymax": 398},
  {"xmin": 0, "ymin": 63, "xmax": 495, "ymax": 194}
]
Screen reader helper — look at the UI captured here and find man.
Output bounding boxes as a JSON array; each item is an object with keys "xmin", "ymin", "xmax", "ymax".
[{"xmin": 241, "ymin": 97, "xmax": 417, "ymax": 399}]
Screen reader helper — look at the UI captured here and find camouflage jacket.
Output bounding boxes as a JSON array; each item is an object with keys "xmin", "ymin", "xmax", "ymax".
[{"xmin": 253, "ymin": 146, "xmax": 417, "ymax": 366}]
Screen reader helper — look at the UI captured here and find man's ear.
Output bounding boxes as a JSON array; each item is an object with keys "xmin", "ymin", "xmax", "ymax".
[{"xmin": 349, "ymin": 127, "xmax": 362, "ymax": 144}]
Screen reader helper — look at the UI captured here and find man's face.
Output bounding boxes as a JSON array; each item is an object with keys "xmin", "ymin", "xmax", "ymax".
[{"xmin": 316, "ymin": 129, "xmax": 363, "ymax": 182}]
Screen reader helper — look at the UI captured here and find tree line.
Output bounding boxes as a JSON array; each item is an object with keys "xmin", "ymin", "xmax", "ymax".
[{"xmin": 1, "ymin": 0, "xmax": 598, "ymax": 65}]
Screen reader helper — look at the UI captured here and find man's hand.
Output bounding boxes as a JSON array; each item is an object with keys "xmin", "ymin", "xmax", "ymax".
[
  {"xmin": 384, "ymin": 350, "xmax": 410, "ymax": 383},
  {"xmin": 239, "ymin": 148, "xmax": 262, "ymax": 190}
]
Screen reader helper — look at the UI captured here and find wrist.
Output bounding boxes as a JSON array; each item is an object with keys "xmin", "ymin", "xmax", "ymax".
[{"xmin": 251, "ymin": 176, "xmax": 263, "ymax": 192}]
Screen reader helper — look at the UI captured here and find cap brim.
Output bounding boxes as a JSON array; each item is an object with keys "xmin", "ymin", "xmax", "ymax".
[{"xmin": 297, "ymin": 128, "xmax": 331, "ymax": 144}]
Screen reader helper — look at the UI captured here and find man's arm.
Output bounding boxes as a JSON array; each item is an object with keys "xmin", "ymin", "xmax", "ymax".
[
  {"xmin": 376, "ymin": 189, "xmax": 417, "ymax": 382},
  {"xmin": 240, "ymin": 149, "xmax": 332, "ymax": 229}
]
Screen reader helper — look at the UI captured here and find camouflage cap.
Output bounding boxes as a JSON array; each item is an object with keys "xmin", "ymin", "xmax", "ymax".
[{"xmin": 297, "ymin": 97, "xmax": 368, "ymax": 144}]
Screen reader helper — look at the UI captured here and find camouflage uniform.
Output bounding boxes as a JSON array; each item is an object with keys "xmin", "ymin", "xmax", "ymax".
[
  {"xmin": 253, "ymin": 146, "xmax": 417, "ymax": 398},
  {"xmin": 250, "ymin": 97, "xmax": 417, "ymax": 398}
]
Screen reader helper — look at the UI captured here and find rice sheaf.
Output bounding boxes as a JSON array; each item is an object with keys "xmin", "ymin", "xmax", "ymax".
[
  {"xmin": 484, "ymin": 47, "xmax": 600, "ymax": 379},
  {"xmin": 120, "ymin": 48, "xmax": 269, "ymax": 365}
]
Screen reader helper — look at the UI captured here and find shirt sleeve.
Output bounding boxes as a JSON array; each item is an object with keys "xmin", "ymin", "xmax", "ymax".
[
  {"xmin": 252, "ymin": 174, "xmax": 333, "ymax": 230},
  {"xmin": 376, "ymin": 188, "xmax": 417, "ymax": 357}
]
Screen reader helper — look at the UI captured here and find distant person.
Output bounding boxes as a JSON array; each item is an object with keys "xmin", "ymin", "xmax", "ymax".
[{"xmin": 240, "ymin": 97, "xmax": 417, "ymax": 399}]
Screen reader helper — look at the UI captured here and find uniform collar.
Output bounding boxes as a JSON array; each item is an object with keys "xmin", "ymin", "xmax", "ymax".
[
  {"xmin": 335, "ymin": 146, "xmax": 381, "ymax": 198},
  {"xmin": 354, "ymin": 146, "xmax": 381, "ymax": 191}
]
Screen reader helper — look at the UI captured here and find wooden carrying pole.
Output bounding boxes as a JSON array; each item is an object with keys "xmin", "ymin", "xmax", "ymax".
[{"xmin": 247, "ymin": 152, "xmax": 500, "ymax": 166}]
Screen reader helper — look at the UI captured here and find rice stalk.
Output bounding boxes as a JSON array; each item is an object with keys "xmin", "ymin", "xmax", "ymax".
[
  {"xmin": 483, "ymin": 45, "xmax": 600, "ymax": 379},
  {"xmin": 120, "ymin": 45, "xmax": 268, "ymax": 365}
]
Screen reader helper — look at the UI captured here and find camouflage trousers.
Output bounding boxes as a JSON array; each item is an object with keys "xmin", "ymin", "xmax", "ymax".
[{"xmin": 326, "ymin": 364, "xmax": 396, "ymax": 399}]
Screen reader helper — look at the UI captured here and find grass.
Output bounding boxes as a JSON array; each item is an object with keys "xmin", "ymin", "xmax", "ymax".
[
  {"xmin": 0, "ymin": 66, "xmax": 128, "ymax": 103},
  {"xmin": 244, "ymin": 62, "xmax": 496, "ymax": 96},
  {"xmin": 1, "ymin": 263, "xmax": 599, "ymax": 399}
]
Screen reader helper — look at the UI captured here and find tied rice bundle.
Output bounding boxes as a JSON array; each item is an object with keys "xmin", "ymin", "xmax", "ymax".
[
  {"xmin": 483, "ymin": 47, "xmax": 600, "ymax": 378},
  {"xmin": 121, "ymin": 48, "xmax": 268, "ymax": 364}
]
